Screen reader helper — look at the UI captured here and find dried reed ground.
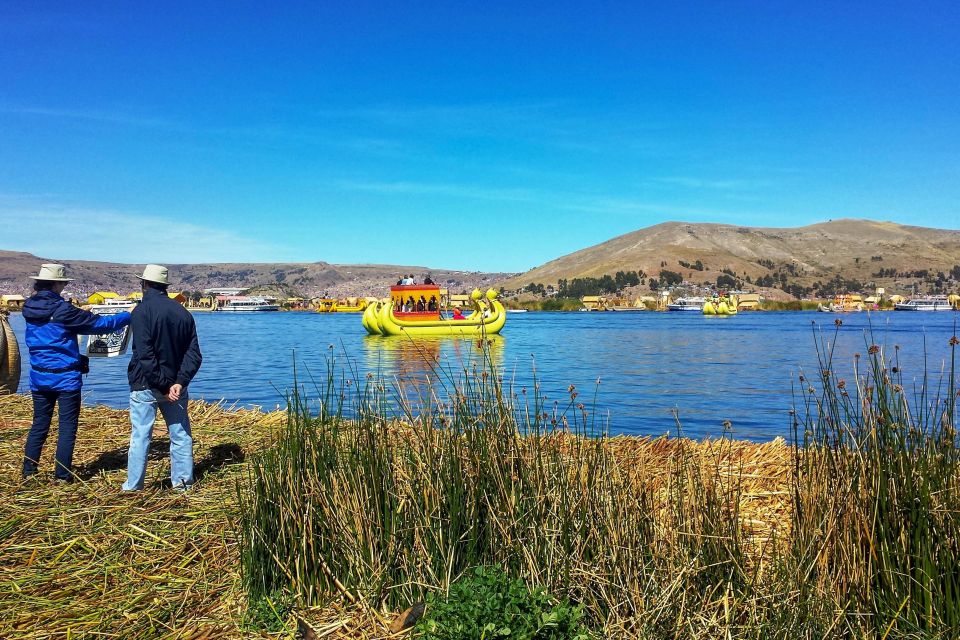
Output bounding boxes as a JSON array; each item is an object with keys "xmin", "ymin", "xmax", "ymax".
[{"xmin": 0, "ymin": 393, "xmax": 792, "ymax": 639}]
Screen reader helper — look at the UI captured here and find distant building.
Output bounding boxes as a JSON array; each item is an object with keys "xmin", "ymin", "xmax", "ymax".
[{"xmin": 203, "ymin": 287, "xmax": 246, "ymax": 296}]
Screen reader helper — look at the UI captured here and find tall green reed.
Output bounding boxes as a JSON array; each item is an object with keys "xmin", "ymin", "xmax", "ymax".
[
  {"xmin": 792, "ymin": 322, "xmax": 960, "ymax": 637},
  {"xmin": 237, "ymin": 343, "xmax": 662, "ymax": 625},
  {"xmin": 237, "ymin": 328, "xmax": 959, "ymax": 637}
]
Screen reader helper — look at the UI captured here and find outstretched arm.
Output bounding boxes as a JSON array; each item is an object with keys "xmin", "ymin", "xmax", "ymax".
[{"xmin": 58, "ymin": 305, "xmax": 131, "ymax": 335}]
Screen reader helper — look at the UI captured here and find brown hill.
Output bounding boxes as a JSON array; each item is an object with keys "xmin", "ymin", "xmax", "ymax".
[
  {"xmin": 0, "ymin": 251, "xmax": 514, "ymax": 300},
  {"xmin": 502, "ymin": 219, "xmax": 960, "ymax": 299}
]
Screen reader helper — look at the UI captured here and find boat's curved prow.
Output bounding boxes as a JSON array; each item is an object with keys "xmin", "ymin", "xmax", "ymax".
[
  {"xmin": 0, "ymin": 310, "xmax": 21, "ymax": 394},
  {"xmin": 362, "ymin": 299, "xmax": 386, "ymax": 335}
]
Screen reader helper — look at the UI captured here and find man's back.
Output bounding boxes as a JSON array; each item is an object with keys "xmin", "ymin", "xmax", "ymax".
[{"xmin": 128, "ymin": 288, "xmax": 202, "ymax": 393}]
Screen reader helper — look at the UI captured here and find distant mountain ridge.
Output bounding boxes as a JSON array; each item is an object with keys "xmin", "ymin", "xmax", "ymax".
[
  {"xmin": 501, "ymin": 219, "xmax": 960, "ymax": 299},
  {"xmin": 0, "ymin": 251, "xmax": 514, "ymax": 300},
  {"xmin": 6, "ymin": 219, "xmax": 958, "ymax": 303}
]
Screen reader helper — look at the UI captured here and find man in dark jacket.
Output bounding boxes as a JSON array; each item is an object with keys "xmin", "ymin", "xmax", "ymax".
[
  {"xmin": 123, "ymin": 264, "xmax": 202, "ymax": 491},
  {"xmin": 22, "ymin": 264, "xmax": 131, "ymax": 482}
]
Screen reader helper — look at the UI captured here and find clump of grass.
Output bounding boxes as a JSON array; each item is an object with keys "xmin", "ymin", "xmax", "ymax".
[
  {"xmin": 237, "ymin": 343, "xmax": 807, "ymax": 636},
  {"xmin": 792, "ymin": 324, "xmax": 960, "ymax": 637},
  {"xmin": 238, "ymin": 348, "xmax": 658, "ymax": 624}
]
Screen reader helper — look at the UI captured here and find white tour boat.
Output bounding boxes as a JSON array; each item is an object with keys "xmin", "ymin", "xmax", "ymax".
[
  {"xmin": 893, "ymin": 296, "xmax": 954, "ymax": 312},
  {"xmin": 219, "ymin": 297, "xmax": 280, "ymax": 312},
  {"xmin": 666, "ymin": 297, "xmax": 706, "ymax": 312}
]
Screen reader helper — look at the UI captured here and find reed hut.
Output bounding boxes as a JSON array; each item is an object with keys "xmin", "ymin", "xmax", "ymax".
[
  {"xmin": 580, "ymin": 295, "xmax": 608, "ymax": 311},
  {"xmin": 736, "ymin": 293, "xmax": 761, "ymax": 310}
]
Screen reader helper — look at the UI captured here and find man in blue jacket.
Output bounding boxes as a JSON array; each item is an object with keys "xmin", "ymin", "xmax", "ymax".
[
  {"xmin": 123, "ymin": 264, "xmax": 202, "ymax": 491},
  {"xmin": 22, "ymin": 264, "xmax": 131, "ymax": 482}
]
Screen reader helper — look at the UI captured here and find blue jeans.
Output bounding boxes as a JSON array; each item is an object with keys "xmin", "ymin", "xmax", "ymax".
[
  {"xmin": 24, "ymin": 390, "xmax": 82, "ymax": 481},
  {"xmin": 123, "ymin": 389, "xmax": 194, "ymax": 491}
]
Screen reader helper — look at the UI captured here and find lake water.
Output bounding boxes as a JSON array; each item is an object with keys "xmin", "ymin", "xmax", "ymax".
[{"xmin": 7, "ymin": 310, "xmax": 959, "ymax": 440}]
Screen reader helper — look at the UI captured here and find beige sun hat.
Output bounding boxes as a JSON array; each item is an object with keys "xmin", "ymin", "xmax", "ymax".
[
  {"xmin": 29, "ymin": 263, "xmax": 73, "ymax": 282},
  {"xmin": 137, "ymin": 264, "xmax": 170, "ymax": 285}
]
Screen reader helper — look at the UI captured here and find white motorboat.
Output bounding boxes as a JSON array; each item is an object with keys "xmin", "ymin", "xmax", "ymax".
[
  {"xmin": 219, "ymin": 297, "xmax": 280, "ymax": 312},
  {"xmin": 666, "ymin": 297, "xmax": 706, "ymax": 311},
  {"xmin": 893, "ymin": 296, "xmax": 954, "ymax": 311}
]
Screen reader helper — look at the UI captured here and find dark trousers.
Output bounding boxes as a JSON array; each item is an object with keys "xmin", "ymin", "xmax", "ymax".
[{"xmin": 23, "ymin": 390, "xmax": 82, "ymax": 481}]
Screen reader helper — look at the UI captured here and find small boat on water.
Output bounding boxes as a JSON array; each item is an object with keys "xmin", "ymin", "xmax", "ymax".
[
  {"xmin": 316, "ymin": 297, "xmax": 374, "ymax": 313},
  {"xmin": 667, "ymin": 297, "xmax": 705, "ymax": 312},
  {"xmin": 818, "ymin": 294, "xmax": 864, "ymax": 313},
  {"xmin": 219, "ymin": 297, "xmax": 280, "ymax": 312},
  {"xmin": 894, "ymin": 295, "xmax": 955, "ymax": 311},
  {"xmin": 363, "ymin": 285, "xmax": 506, "ymax": 336}
]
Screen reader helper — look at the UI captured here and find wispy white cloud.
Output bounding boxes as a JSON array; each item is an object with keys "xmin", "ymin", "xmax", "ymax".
[
  {"xmin": 2, "ymin": 103, "xmax": 413, "ymax": 158},
  {"xmin": 312, "ymin": 101, "xmax": 563, "ymax": 127},
  {"xmin": 332, "ymin": 177, "xmax": 785, "ymax": 229},
  {"xmin": 558, "ymin": 196, "xmax": 768, "ymax": 223},
  {"xmin": 1, "ymin": 104, "xmax": 180, "ymax": 130},
  {"xmin": 333, "ymin": 179, "xmax": 544, "ymax": 203},
  {"xmin": 2, "ymin": 204, "xmax": 298, "ymax": 263},
  {"xmin": 332, "ymin": 177, "xmax": 778, "ymax": 224},
  {"xmin": 644, "ymin": 176, "xmax": 773, "ymax": 191}
]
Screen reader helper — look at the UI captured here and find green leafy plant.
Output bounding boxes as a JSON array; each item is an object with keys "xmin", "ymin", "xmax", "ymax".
[
  {"xmin": 242, "ymin": 589, "xmax": 294, "ymax": 633},
  {"xmin": 416, "ymin": 566, "xmax": 593, "ymax": 640}
]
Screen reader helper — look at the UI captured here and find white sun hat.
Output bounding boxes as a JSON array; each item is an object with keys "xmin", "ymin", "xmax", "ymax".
[
  {"xmin": 138, "ymin": 264, "xmax": 171, "ymax": 285},
  {"xmin": 29, "ymin": 263, "xmax": 73, "ymax": 282}
]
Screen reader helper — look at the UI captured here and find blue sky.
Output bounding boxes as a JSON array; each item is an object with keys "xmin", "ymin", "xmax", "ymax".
[{"xmin": 1, "ymin": 1, "xmax": 958, "ymax": 272}]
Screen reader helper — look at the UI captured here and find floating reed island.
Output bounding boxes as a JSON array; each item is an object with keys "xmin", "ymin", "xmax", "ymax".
[{"xmin": 2, "ymin": 331, "xmax": 958, "ymax": 638}]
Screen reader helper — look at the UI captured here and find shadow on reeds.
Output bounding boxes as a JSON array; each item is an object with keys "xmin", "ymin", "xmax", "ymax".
[
  {"xmin": 238, "ymin": 327, "xmax": 960, "ymax": 638},
  {"xmin": 76, "ymin": 440, "xmax": 245, "ymax": 483},
  {"xmin": 195, "ymin": 443, "xmax": 245, "ymax": 480},
  {"xmin": 76, "ymin": 438, "xmax": 171, "ymax": 480}
]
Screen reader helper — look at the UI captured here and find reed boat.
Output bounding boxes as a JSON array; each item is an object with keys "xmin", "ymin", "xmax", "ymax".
[
  {"xmin": 317, "ymin": 297, "xmax": 373, "ymax": 313},
  {"xmin": 0, "ymin": 309, "xmax": 21, "ymax": 393},
  {"xmin": 703, "ymin": 294, "xmax": 738, "ymax": 316},
  {"xmin": 363, "ymin": 285, "xmax": 506, "ymax": 336},
  {"xmin": 817, "ymin": 294, "xmax": 864, "ymax": 313}
]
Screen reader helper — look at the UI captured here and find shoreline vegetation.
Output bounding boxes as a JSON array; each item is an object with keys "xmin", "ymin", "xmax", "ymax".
[
  {"xmin": 1, "ymin": 329, "xmax": 958, "ymax": 638},
  {"xmin": 503, "ymin": 298, "xmax": 836, "ymax": 312}
]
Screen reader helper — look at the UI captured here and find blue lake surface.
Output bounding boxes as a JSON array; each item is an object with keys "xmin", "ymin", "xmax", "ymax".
[{"xmin": 8, "ymin": 310, "xmax": 959, "ymax": 441}]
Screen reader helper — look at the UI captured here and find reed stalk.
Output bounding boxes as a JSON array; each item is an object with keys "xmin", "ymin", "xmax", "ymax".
[{"xmin": 792, "ymin": 322, "xmax": 960, "ymax": 637}]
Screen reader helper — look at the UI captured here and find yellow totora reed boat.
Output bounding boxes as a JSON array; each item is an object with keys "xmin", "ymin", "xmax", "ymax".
[
  {"xmin": 363, "ymin": 285, "xmax": 506, "ymax": 336},
  {"xmin": 703, "ymin": 294, "xmax": 738, "ymax": 316}
]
